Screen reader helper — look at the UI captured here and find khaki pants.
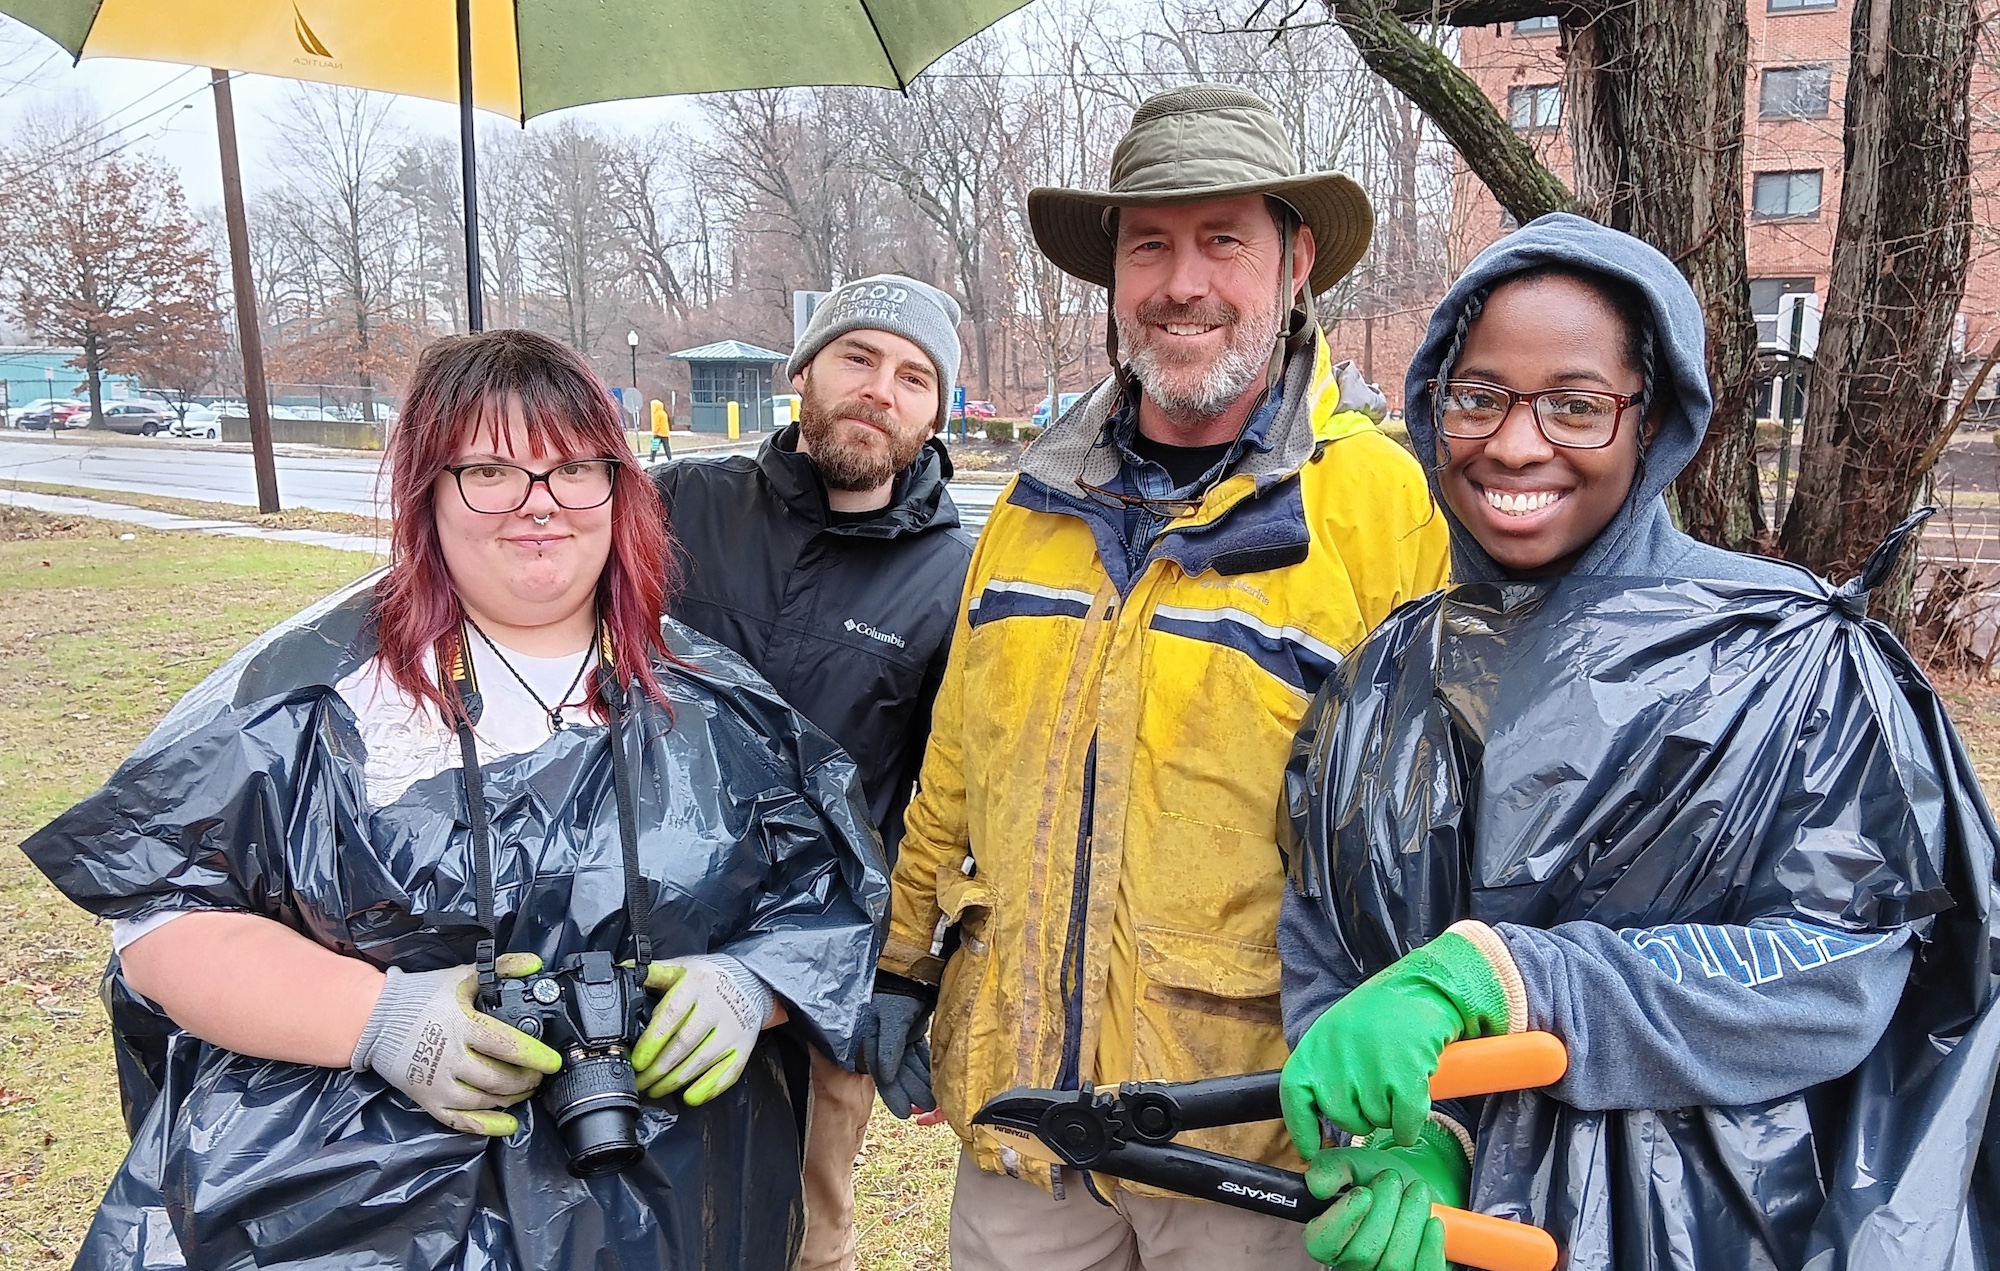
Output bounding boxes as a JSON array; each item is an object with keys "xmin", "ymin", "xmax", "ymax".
[
  {"xmin": 798, "ymin": 1046, "xmax": 879, "ymax": 1271},
  {"xmin": 949, "ymin": 1151, "xmax": 1322, "ymax": 1271}
]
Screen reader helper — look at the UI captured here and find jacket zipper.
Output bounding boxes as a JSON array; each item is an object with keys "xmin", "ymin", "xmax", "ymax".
[{"xmin": 1055, "ymin": 733, "xmax": 1098, "ymax": 1091}]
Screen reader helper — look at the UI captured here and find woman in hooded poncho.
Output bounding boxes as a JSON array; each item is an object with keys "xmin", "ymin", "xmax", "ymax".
[
  {"xmin": 23, "ymin": 330, "xmax": 887, "ymax": 1270},
  {"xmin": 1275, "ymin": 215, "xmax": 2000, "ymax": 1271}
]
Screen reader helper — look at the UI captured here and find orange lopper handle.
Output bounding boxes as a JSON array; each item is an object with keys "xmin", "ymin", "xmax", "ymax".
[
  {"xmin": 1435, "ymin": 1204, "xmax": 1560, "ymax": 1271},
  {"xmin": 1415, "ymin": 1033, "xmax": 1568, "ymax": 1271},
  {"xmin": 1430, "ymin": 1031, "xmax": 1569, "ymax": 1100}
]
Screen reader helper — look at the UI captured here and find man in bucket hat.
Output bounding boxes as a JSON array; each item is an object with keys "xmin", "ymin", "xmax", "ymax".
[{"xmin": 863, "ymin": 85, "xmax": 1449, "ymax": 1270}]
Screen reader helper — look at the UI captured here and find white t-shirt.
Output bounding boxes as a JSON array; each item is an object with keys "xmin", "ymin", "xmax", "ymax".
[{"xmin": 111, "ymin": 633, "xmax": 599, "ymax": 953}]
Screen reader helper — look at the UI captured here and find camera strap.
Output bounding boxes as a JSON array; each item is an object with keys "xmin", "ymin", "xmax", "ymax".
[
  {"xmin": 444, "ymin": 617, "xmax": 653, "ymax": 993},
  {"xmin": 590, "ymin": 625, "xmax": 654, "ymax": 968}
]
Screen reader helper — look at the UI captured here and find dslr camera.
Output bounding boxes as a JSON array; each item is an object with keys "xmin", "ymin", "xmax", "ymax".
[{"xmin": 483, "ymin": 950, "xmax": 652, "ymax": 1177}]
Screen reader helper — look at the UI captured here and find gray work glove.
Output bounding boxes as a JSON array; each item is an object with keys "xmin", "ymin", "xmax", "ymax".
[
  {"xmin": 863, "ymin": 974, "xmax": 936, "ymax": 1119},
  {"xmin": 631, "ymin": 954, "xmax": 775, "ymax": 1105},
  {"xmin": 350, "ymin": 953, "xmax": 563, "ymax": 1136}
]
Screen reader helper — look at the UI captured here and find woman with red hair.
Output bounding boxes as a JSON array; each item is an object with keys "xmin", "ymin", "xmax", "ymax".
[{"xmin": 26, "ymin": 329, "xmax": 886, "ymax": 1270}]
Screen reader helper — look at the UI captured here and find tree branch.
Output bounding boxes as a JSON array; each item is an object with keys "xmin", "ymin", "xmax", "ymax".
[{"xmin": 1323, "ymin": 0, "xmax": 1575, "ymax": 222}]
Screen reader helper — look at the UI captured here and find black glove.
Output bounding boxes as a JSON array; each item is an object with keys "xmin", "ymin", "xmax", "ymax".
[{"xmin": 863, "ymin": 971, "xmax": 936, "ymax": 1119}]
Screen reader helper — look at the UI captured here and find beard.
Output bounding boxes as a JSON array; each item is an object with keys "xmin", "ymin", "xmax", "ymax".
[
  {"xmin": 1115, "ymin": 293, "xmax": 1283, "ymax": 426},
  {"xmin": 797, "ymin": 380, "xmax": 930, "ymax": 492}
]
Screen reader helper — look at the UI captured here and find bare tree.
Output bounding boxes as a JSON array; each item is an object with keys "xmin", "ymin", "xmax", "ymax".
[
  {"xmin": 268, "ymin": 86, "xmax": 405, "ymax": 420},
  {"xmin": 855, "ymin": 45, "xmax": 1012, "ymax": 397},
  {"xmin": 521, "ymin": 120, "xmax": 625, "ymax": 355},
  {"xmin": 384, "ymin": 137, "xmax": 472, "ymax": 333},
  {"xmin": 608, "ymin": 128, "xmax": 700, "ymax": 316},
  {"xmin": 1780, "ymin": 0, "xmax": 1977, "ymax": 599}
]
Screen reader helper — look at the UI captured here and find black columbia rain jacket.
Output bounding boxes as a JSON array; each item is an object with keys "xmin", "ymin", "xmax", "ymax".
[{"xmin": 654, "ymin": 426, "xmax": 974, "ymax": 862}]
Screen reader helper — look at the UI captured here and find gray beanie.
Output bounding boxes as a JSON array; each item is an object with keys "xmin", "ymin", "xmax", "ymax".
[{"xmin": 787, "ymin": 274, "xmax": 963, "ymax": 429}]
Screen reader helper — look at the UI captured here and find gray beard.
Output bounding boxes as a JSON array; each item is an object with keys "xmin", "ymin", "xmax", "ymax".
[{"xmin": 1116, "ymin": 300, "xmax": 1282, "ymax": 425}]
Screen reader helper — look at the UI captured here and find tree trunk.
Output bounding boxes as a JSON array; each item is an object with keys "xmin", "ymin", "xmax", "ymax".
[
  {"xmin": 1778, "ymin": 0, "xmax": 1975, "ymax": 621},
  {"xmin": 1566, "ymin": 1, "xmax": 1764, "ymax": 550},
  {"xmin": 1327, "ymin": 0, "xmax": 1575, "ymax": 224},
  {"xmin": 84, "ymin": 328, "xmax": 104, "ymax": 428}
]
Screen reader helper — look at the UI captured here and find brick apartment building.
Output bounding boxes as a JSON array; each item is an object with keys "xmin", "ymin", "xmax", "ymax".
[{"xmin": 1326, "ymin": 6, "xmax": 2000, "ymax": 421}]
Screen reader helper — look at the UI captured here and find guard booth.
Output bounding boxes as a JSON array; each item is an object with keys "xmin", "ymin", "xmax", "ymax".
[{"xmin": 668, "ymin": 340, "xmax": 790, "ymax": 434}]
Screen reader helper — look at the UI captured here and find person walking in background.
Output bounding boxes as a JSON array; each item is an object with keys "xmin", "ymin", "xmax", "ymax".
[
  {"xmin": 648, "ymin": 398, "xmax": 673, "ymax": 461},
  {"xmin": 651, "ymin": 274, "xmax": 972, "ymax": 1271},
  {"xmin": 865, "ymin": 85, "xmax": 1449, "ymax": 1271}
]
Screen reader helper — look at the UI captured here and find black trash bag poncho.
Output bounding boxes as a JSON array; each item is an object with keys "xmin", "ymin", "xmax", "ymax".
[
  {"xmin": 1278, "ymin": 214, "xmax": 2000, "ymax": 1270},
  {"xmin": 21, "ymin": 581, "xmax": 890, "ymax": 1270},
  {"xmin": 1282, "ymin": 535, "xmax": 2000, "ymax": 1269}
]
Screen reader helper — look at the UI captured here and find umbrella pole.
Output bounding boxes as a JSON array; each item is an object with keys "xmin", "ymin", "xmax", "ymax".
[
  {"xmin": 210, "ymin": 69, "xmax": 282, "ymax": 514},
  {"xmin": 457, "ymin": 0, "xmax": 484, "ymax": 332}
]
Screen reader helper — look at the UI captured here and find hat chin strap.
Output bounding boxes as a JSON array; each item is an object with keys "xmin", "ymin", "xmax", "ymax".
[{"xmin": 1267, "ymin": 208, "xmax": 1313, "ymax": 397}]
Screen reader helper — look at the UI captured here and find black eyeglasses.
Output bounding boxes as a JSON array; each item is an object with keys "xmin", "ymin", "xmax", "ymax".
[
  {"xmin": 443, "ymin": 458, "xmax": 623, "ymax": 514},
  {"xmin": 1431, "ymin": 379, "xmax": 1640, "ymax": 451}
]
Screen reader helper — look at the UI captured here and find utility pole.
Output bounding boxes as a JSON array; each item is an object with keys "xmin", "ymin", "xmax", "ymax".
[{"xmin": 210, "ymin": 69, "xmax": 280, "ymax": 514}]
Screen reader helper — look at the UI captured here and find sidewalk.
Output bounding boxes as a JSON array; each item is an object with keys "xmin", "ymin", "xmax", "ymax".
[{"xmin": 1, "ymin": 487, "xmax": 388, "ymax": 556}]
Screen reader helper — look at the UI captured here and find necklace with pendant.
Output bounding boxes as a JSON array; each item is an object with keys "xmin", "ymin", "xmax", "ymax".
[{"xmin": 466, "ymin": 619, "xmax": 594, "ymax": 732}]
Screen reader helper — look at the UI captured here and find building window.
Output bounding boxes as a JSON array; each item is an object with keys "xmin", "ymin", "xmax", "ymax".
[
  {"xmin": 1760, "ymin": 65, "xmax": 1832, "ymax": 118},
  {"xmin": 1507, "ymin": 84, "xmax": 1563, "ymax": 131},
  {"xmin": 1751, "ymin": 170, "xmax": 1823, "ymax": 219},
  {"xmin": 1750, "ymin": 277, "xmax": 1816, "ymax": 344},
  {"xmin": 1513, "ymin": 16, "xmax": 1560, "ymax": 34},
  {"xmin": 1768, "ymin": 0, "xmax": 1838, "ymax": 11}
]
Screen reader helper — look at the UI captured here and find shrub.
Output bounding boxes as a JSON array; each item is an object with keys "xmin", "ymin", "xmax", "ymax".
[{"xmin": 985, "ymin": 419, "xmax": 1015, "ymax": 443}]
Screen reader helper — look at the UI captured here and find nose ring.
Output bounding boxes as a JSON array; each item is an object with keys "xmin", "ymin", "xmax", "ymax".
[{"xmin": 533, "ymin": 514, "xmax": 551, "ymax": 526}]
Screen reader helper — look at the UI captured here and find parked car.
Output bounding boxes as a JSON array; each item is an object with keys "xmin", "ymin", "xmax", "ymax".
[
  {"xmin": 171, "ymin": 407, "xmax": 223, "ymax": 440},
  {"xmin": 6, "ymin": 397, "xmax": 71, "ymax": 428},
  {"xmin": 15, "ymin": 399, "xmax": 88, "ymax": 430},
  {"xmin": 1030, "ymin": 392, "xmax": 1086, "ymax": 429},
  {"xmin": 963, "ymin": 400, "xmax": 997, "ymax": 420},
  {"xmin": 98, "ymin": 401, "xmax": 176, "ymax": 436}
]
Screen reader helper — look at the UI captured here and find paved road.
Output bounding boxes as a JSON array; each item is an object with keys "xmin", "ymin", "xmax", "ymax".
[{"xmin": 0, "ymin": 434, "xmax": 1004, "ymax": 530}]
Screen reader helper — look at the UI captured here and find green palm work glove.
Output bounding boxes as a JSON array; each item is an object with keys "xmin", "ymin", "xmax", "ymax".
[
  {"xmin": 630, "ymin": 955, "xmax": 774, "ymax": 1105},
  {"xmin": 1302, "ymin": 1120, "xmax": 1468, "ymax": 1271},
  {"xmin": 1280, "ymin": 931, "xmax": 1509, "ymax": 1151}
]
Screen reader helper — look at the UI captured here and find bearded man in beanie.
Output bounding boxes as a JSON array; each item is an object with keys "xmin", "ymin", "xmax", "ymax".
[
  {"xmin": 863, "ymin": 87, "xmax": 1450, "ymax": 1270},
  {"xmin": 651, "ymin": 273, "xmax": 971, "ymax": 1271}
]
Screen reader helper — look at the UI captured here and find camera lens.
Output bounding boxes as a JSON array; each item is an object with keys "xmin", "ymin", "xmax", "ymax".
[{"xmin": 544, "ymin": 1052, "xmax": 643, "ymax": 1177}]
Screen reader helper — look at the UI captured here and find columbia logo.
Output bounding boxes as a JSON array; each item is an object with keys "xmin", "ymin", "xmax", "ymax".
[{"xmin": 843, "ymin": 618, "xmax": 906, "ymax": 648}]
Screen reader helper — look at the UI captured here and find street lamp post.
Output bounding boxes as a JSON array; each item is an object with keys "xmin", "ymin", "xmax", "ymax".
[{"xmin": 627, "ymin": 330, "xmax": 639, "ymax": 390}]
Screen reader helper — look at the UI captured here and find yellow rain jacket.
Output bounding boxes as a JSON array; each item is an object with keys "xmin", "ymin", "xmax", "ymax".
[{"xmin": 882, "ymin": 333, "xmax": 1451, "ymax": 1198}]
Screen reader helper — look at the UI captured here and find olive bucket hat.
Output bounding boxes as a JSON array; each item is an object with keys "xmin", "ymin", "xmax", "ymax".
[{"xmin": 1028, "ymin": 83, "xmax": 1374, "ymax": 297}]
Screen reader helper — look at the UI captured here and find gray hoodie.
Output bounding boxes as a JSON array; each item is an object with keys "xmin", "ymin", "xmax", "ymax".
[{"xmin": 1282, "ymin": 213, "xmax": 1916, "ymax": 1119}]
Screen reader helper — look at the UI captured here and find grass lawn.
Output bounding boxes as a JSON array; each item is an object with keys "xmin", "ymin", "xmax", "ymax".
[
  {"xmin": 1, "ymin": 504, "xmax": 1996, "ymax": 1270},
  {"xmin": 0, "ymin": 506, "xmax": 962, "ymax": 1269}
]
